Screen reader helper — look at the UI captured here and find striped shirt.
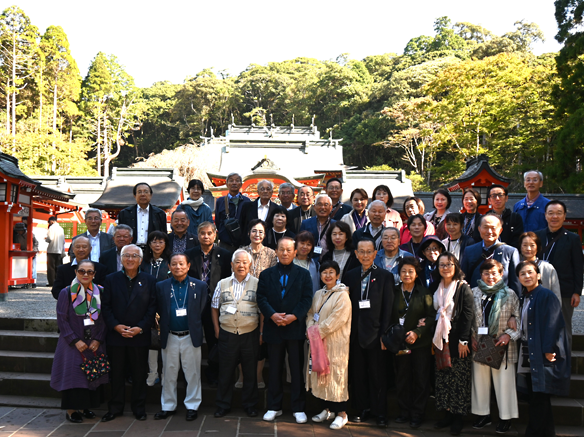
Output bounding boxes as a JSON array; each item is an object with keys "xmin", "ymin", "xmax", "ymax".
[{"xmin": 211, "ymin": 273, "xmax": 251, "ymax": 309}]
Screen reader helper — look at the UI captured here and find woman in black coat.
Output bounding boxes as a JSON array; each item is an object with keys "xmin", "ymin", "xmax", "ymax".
[{"xmin": 430, "ymin": 252, "xmax": 474, "ymax": 436}]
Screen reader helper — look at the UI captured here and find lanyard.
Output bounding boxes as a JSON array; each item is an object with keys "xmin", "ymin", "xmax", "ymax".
[
  {"xmin": 481, "ymin": 295, "xmax": 493, "ymax": 327},
  {"xmin": 401, "ymin": 285, "xmax": 413, "ymax": 311},
  {"xmin": 150, "ymin": 259, "xmax": 162, "ymax": 279},
  {"xmin": 171, "ymin": 283, "xmax": 187, "ymax": 310},
  {"xmin": 317, "ymin": 220, "xmax": 331, "ymax": 247},
  {"xmin": 447, "ymin": 238, "xmax": 460, "ymax": 254}
]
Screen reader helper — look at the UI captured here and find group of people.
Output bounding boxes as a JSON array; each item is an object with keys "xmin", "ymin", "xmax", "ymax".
[{"xmin": 48, "ymin": 170, "xmax": 581, "ymax": 437}]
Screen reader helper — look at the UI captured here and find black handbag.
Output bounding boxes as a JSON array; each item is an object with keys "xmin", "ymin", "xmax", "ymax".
[
  {"xmin": 382, "ymin": 323, "xmax": 406, "ymax": 354},
  {"xmin": 223, "ymin": 196, "xmax": 242, "ymax": 244},
  {"xmin": 79, "ymin": 351, "xmax": 110, "ymax": 382}
]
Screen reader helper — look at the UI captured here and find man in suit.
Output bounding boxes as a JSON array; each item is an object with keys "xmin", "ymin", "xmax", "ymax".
[
  {"xmin": 289, "ymin": 185, "xmax": 315, "ymax": 234},
  {"xmin": 184, "ymin": 222, "xmax": 232, "ymax": 386},
  {"xmin": 513, "ymin": 170, "xmax": 549, "ymax": 232},
  {"xmin": 239, "ymin": 180, "xmax": 278, "ymax": 246},
  {"xmin": 168, "ymin": 209, "xmax": 198, "ymax": 254},
  {"xmin": 118, "ymin": 182, "xmax": 168, "ymax": 246},
  {"xmin": 257, "ymin": 237, "xmax": 313, "ymax": 424},
  {"xmin": 535, "ymin": 200, "xmax": 583, "ymax": 347},
  {"xmin": 344, "ymin": 238, "xmax": 394, "ymax": 427},
  {"xmin": 461, "ymin": 214, "xmax": 521, "ymax": 295},
  {"xmin": 211, "ymin": 250, "xmax": 261, "ymax": 418},
  {"xmin": 353, "ymin": 200, "xmax": 386, "ymax": 250},
  {"xmin": 70, "ymin": 208, "xmax": 114, "ymax": 261},
  {"xmin": 278, "ymin": 183, "xmax": 297, "ymax": 211},
  {"xmin": 153, "ymin": 253, "xmax": 208, "ymax": 422},
  {"xmin": 214, "ymin": 172, "xmax": 251, "ymax": 251},
  {"xmin": 99, "ymin": 225, "xmax": 133, "ymax": 275},
  {"xmin": 52, "ymin": 236, "xmax": 108, "ymax": 299},
  {"xmin": 101, "ymin": 244, "xmax": 157, "ymax": 422},
  {"xmin": 325, "ymin": 178, "xmax": 352, "ymax": 221},
  {"xmin": 300, "ymin": 194, "xmax": 336, "ymax": 259},
  {"xmin": 487, "ymin": 185, "xmax": 523, "ymax": 248}
]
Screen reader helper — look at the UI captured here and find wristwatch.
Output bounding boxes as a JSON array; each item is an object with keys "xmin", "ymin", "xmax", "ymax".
[
  {"xmin": 459, "ymin": 340, "xmax": 468, "ymax": 346},
  {"xmin": 139, "ymin": 328, "xmax": 143, "ymax": 335}
]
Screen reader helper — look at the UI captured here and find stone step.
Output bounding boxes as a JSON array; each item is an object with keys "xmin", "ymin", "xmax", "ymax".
[
  {"xmin": 0, "ymin": 318, "xmax": 57, "ymax": 332},
  {"xmin": 571, "ymin": 350, "xmax": 584, "ymax": 375},
  {"xmin": 0, "ymin": 350, "xmax": 55, "ymax": 374},
  {"xmin": 0, "ymin": 330, "xmax": 59, "ymax": 353},
  {"xmin": 573, "ymin": 334, "xmax": 584, "ymax": 352}
]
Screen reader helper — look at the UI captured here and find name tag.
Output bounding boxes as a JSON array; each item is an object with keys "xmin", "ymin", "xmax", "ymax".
[
  {"xmin": 83, "ymin": 318, "xmax": 94, "ymax": 326},
  {"xmin": 314, "ymin": 246, "xmax": 323, "ymax": 254},
  {"xmin": 478, "ymin": 327, "xmax": 489, "ymax": 335},
  {"xmin": 226, "ymin": 306, "xmax": 237, "ymax": 315},
  {"xmin": 399, "ymin": 317, "xmax": 405, "ymax": 326},
  {"xmin": 359, "ymin": 300, "xmax": 371, "ymax": 309},
  {"xmin": 313, "ymin": 313, "xmax": 320, "ymax": 322},
  {"xmin": 176, "ymin": 308, "xmax": 187, "ymax": 317}
]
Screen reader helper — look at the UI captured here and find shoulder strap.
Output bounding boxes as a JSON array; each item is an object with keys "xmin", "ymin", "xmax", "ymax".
[
  {"xmin": 542, "ymin": 232, "xmax": 563, "ymax": 256},
  {"xmin": 224, "ymin": 196, "xmax": 230, "ymax": 218}
]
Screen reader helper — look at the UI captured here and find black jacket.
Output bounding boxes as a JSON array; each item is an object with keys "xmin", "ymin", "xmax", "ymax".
[
  {"xmin": 535, "ymin": 227, "xmax": 584, "ymax": 299},
  {"xmin": 289, "ymin": 206, "xmax": 315, "ymax": 235},
  {"xmin": 117, "ymin": 204, "xmax": 167, "ymax": 244},
  {"xmin": 344, "ymin": 265, "xmax": 394, "ymax": 349},
  {"xmin": 51, "ymin": 262, "xmax": 108, "ymax": 299},
  {"xmin": 257, "ymin": 263, "xmax": 313, "ymax": 343},
  {"xmin": 99, "ymin": 247, "xmax": 120, "ymax": 276},
  {"xmin": 239, "ymin": 199, "xmax": 279, "ymax": 245},
  {"xmin": 320, "ymin": 249, "xmax": 360, "ymax": 284},
  {"xmin": 168, "ymin": 231, "xmax": 199, "ymax": 252},
  {"xmin": 499, "ymin": 208, "xmax": 524, "ymax": 248},
  {"xmin": 331, "ymin": 202, "xmax": 352, "ymax": 221},
  {"xmin": 156, "ymin": 276, "xmax": 208, "ymax": 348},
  {"xmin": 184, "ymin": 245, "xmax": 232, "ymax": 295},
  {"xmin": 101, "ymin": 271, "xmax": 157, "ymax": 347},
  {"xmin": 69, "ymin": 231, "xmax": 115, "ymax": 259}
]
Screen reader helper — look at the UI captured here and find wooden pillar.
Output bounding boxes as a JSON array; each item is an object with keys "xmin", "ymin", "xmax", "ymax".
[{"xmin": 0, "ymin": 205, "xmax": 10, "ymax": 301}]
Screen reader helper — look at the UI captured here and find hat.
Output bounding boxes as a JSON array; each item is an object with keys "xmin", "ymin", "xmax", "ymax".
[{"xmin": 14, "ymin": 223, "xmax": 26, "ymax": 231}]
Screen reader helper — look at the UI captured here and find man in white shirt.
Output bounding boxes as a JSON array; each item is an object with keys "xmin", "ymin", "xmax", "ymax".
[
  {"xmin": 239, "ymin": 180, "xmax": 278, "ymax": 246},
  {"xmin": 70, "ymin": 208, "xmax": 114, "ymax": 262},
  {"xmin": 45, "ymin": 216, "xmax": 65, "ymax": 286}
]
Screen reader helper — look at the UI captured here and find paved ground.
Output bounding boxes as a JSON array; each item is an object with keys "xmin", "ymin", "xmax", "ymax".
[{"xmin": 0, "ymin": 405, "xmax": 521, "ymax": 437}]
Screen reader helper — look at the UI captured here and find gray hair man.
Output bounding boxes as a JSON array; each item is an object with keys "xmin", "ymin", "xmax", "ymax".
[
  {"xmin": 239, "ymin": 179, "xmax": 277, "ymax": 246},
  {"xmin": 99, "ymin": 224, "xmax": 134, "ymax": 275},
  {"xmin": 211, "ymin": 249, "xmax": 260, "ymax": 418},
  {"xmin": 70, "ymin": 208, "xmax": 114, "ymax": 261},
  {"xmin": 352, "ymin": 200, "xmax": 387, "ymax": 250},
  {"xmin": 278, "ymin": 183, "xmax": 296, "ymax": 211},
  {"xmin": 512, "ymin": 170, "xmax": 550, "ymax": 232}
]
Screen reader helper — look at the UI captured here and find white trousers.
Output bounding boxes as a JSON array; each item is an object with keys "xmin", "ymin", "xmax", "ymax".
[
  {"xmin": 161, "ymin": 334, "xmax": 202, "ymax": 411},
  {"xmin": 471, "ymin": 357, "xmax": 518, "ymax": 420}
]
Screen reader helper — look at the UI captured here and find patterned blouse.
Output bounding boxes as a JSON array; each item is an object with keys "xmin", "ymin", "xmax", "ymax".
[{"xmin": 242, "ymin": 244, "xmax": 277, "ymax": 278}]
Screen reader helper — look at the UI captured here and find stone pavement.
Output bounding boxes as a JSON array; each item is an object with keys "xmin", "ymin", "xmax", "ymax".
[{"xmin": 0, "ymin": 406, "xmax": 516, "ymax": 437}]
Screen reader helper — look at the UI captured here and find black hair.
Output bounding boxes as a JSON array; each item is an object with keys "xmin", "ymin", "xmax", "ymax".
[
  {"xmin": 397, "ymin": 256, "xmax": 423, "ymax": 279},
  {"xmin": 545, "ymin": 199, "xmax": 567, "ymax": 214},
  {"xmin": 407, "ymin": 213, "xmax": 427, "ymax": 230},
  {"xmin": 480, "ymin": 258, "xmax": 504, "ymax": 274},
  {"xmin": 267, "ymin": 205, "xmax": 289, "ymax": 228},
  {"xmin": 326, "ymin": 220, "xmax": 354, "ymax": 252},
  {"xmin": 74, "ymin": 259, "xmax": 96, "ymax": 271},
  {"xmin": 170, "ymin": 252, "xmax": 191, "ymax": 264},
  {"xmin": 325, "ymin": 177, "xmax": 343, "ymax": 189},
  {"xmin": 463, "ymin": 187, "xmax": 482, "ymax": 206},
  {"xmin": 319, "ymin": 260, "xmax": 341, "ymax": 275},
  {"xmin": 295, "ymin": 231, "xmax": 315, "ymax": 257},
  {"xmin": 143, "ymin": 231, "xmax": 171, "ymax": 263},
  {"xmin": 445, "ymin": 212, "xmax": 463, "ymax": 225},
  {"xmin": 247, "ymin": 218, "xmax": 267, "ymax": 234},
  {"xmin": 187, "ymin": 179, "xmax": 205, "ymax": 193},
  {"xmin": 436, "ymin": 252, "xmax": 465, "ymax": 281},
  {"xmin": 433, "ymin": 188, "xmax": 452, "ymax": 209},
  {"xmin": 518, "ymin": 231, "xmax": 541, "ymax": 253},
  {"xmin": 133, "ymin": 182, "xmax": 153, "ymax": 195},
  {"xmin": 516, "ymin": 259, "xmax": 540, "ymax": 276},
  {"xmin": 356, "ymin": 238, "xmax": 376, "ymax": 251},
  {"xmin": 402, "ymin": 196, "xmax": 426, "ymax": 216},
  {"xmin": 488, "ymin": 184, "xmax": 508, "ymax": 197},
  {"xmin": 372, "ymin": 184, "xmax": 394, "ymax": 208}
]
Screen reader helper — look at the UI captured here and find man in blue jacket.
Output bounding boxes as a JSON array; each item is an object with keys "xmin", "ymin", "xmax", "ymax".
[
  {"xmin": 153, "ymin": 253, "xmax": 208, "ymax": 422},
  {"xmin": 513, "ymin": 171, "xmax": 549, "ymax": 232},
  {"xmin": 461, "ymin": 214, "xmax": 521, "ymax": 295},
  {"xmin": 257, "ymin": 237, "xmax": 313, "ymax": 424}
]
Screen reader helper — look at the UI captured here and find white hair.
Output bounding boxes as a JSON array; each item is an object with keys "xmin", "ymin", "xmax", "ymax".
[
  {"xmin": 258, "ymin": 179, "xmax": 274, "ymax": 190},
  {"xmin": 232, "ymin": 249, "xmax": 253, "ymax": 263},
  {"xmin": 279, "ymin": 183, "xmax": 295, "ymax": 194},
  {"xmin": 120, "ymin": 244, "xmax": 143, "ymax": 258},
  {"xmin": 523, "ymin": 170, "xmax": 544, "ymax": 181},
  {"xmin": 368, "ymin": 200, "xmax": 387, "ymax": 211},
  {"xmin": 84, "ymin": 208, "xmax": 102, "ymax": 219},
  {"xmin": 315, "ymin": 194, "xmax": 332, "ymax": 205}
]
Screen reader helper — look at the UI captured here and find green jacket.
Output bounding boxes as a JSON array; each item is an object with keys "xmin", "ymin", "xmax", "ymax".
[{"xmin": 390, "ymin": 282, "xmax": 436, "ymax": 350}]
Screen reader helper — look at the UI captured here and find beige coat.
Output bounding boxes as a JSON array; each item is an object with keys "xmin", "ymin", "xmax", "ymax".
[{"xmin": 305, "ymin": 284, "xmax": 352, "ymax": 402}]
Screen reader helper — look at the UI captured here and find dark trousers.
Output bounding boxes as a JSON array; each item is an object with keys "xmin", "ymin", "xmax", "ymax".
[
  {"xmin": 394, "ymin": 346, "xmax": 432, "ymax": 419},
  {"xmin": 201, "ymin": 300, "xmax": 218, "ymax": 383},
  {"xmin": 525, "ymin": 375, "xmax": 555, "ymax": 437},
  {"xmin": 107, "ymin": 345, "xmax": 149, "ymax": 416},
  {"xmin": 46, "ymin": 253, "xmax": 62, "ymax": 285},
  {"xmin": 267, "ymin": 339, "xmax": 305, "ymax": 412},
  {"xmin": 324, "ymin": 400, "xmax": 347, "ymax": 413},
  {"xmin": 349, "ymin": 342, "xmax": 388, "ymax": 417},
  {"xmin": 216, "ymin": 328, "xmax": 259, "ymax": 409}
]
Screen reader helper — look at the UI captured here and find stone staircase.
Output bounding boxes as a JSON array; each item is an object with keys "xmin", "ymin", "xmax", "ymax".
[{"xmin": 0, "ymin": 317, "xmax": 582, "ymax": 436}]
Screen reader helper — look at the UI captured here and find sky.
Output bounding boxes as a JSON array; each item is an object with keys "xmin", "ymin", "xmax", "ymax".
[{"xmin": 3, "ymin": 0, "xmax": 564, "ymax": 88}]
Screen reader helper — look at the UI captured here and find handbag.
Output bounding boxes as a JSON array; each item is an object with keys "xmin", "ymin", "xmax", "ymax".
[
  {"xmin": 434, "ymin": 341, "xmax": 452, "ymax": 371},
  {"xmin": 223, "ymin": 196, "xmax": 242, "ymax": 244},
  {"xmin": 79, "ymin": 351, "xmax": 110, "ymax": 382},
  {"xmin": 150, "ymin": 328, "xmax": 160, "ymax": 350},
  {"xmin": 381, "ymin": 323, "xmax": 406, "ymax": 354},
  {"xmin": 473, "ymin": 335, "xmax": 507, "ymax": 369}
]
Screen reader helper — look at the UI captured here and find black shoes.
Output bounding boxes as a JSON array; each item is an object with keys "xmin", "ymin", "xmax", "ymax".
[
  {"xmin": 66, "ymin": 411, "xmax": 83, "ymax": 423},
  {"xmin": 244, "ymin": 407, "xmax": 258, "ymax": 418},
  {"xmin": 376, "ymin": 416, "xmax": 388, "ymax": 427},
  {"xmin": 450, "ymin": 414, "xmax": 463, "ymax": 436},
  {"xmin": 82, "ymin": 410, "xmax": 96, "ymax": 419},
  {"xmin": 496, "ymin": 420, "xmax": 512, "ymax": 434},
  {"xmin": 473, "ymin": 415, "xmax": 492, "ymax": 429},
  {"xmin": 395, "ymin": 415, "xmax": 409, "ymax": 423},
  {"xmin": 186, "ymin": 409, "xmax": 198, "ymax": 421},
  {"xmin": 135, "ymin": 413, "xmax": 147, "ymax": 421},
  {"xmin": 350, "ymin": 409, "xmax": 370, "ymax": 423},
  {"xmin": 410, "ymin": 417, "xmax": 423, "ymax": 429},
  {"xmin": 154, "ymin": 410, "xmax": 176, "ymax": 420},
  {"xmin": 434, "ymin": 411, "xmax": 453, "ymax": 429},
  {"xmin": 101, "ymin": 412, "xmax": 117, "ymax": 422},
  {"xmin": 214, "ymin": 408, "xmax": 231, "ymax": 418}
]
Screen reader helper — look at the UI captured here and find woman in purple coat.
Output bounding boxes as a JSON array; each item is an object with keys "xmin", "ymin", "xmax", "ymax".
[{"xmin": 50, "ymin": 259, "xmax": 109, "ymax": 423}]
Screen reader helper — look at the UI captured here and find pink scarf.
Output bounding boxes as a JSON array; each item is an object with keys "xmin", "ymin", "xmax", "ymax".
[{"xmin": 432, "ymin": 280, "xmax": 458, "ymax": 350}]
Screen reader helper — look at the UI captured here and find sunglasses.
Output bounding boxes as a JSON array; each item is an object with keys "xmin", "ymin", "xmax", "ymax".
[{"xmin": 77, "ymin": 269, "xmax": 95, "ymax": 276}]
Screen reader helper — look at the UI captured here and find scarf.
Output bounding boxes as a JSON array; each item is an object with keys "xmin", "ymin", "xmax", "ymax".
[
  {"xmin": 352, "ymin": 209, "xmax": 367, "ymax": 230},
  {"xmin": 182, "ymin": 197, "xmax": 204, "ymax": 211},
  {"xmin": 70, "ymin": 277, "xmax": 101, "ymax": 320},
  {"xmin": 432, "ymin": 279, "xmax": 459, "ymax": 349},
  {"xmin": 477, "ymin": 278, "xmax": 509, "ymax": 337}
]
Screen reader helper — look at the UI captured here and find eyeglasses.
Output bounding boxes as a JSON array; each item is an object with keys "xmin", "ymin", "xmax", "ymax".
[
  {"xmin": 546, "ymin": 212, "xmax": 565, "ymax": 217},
  {"xmin": 439, "ymin": 263, "xmax": 454, "ymax": 269},
  {"xmin": 135, "ymin": 190, "xmax": 151, "ymax": 195},
  {"xmin": 424, "ymin": 246, "xmax": 441, "ymax": 253},
  {"xmin": 77, "ymin": 269, "xmax": 95, "ymax": 275},
  {"xmin": 327, "ymin": 186, "xmax": 341, "ymax": 191},
  {"xmin": 258, "ymin": 187, "xmax": 272, "ymax": 193},
  {"xmin": 489, "ymin": 193, "xmax": 506, "ymax": 199},
  {"xmin": 122, "ymin": 253, "xmax": 142, "ymax": 259},
  {"xmin": 482, "ymin": 271, "xmax": 500, "ymax": 278},
  {"xmin": 525, "ymin": 178, "xmax": 540, "ymax": 183},
  {"xmin": 357, "ymin": 250, "xmax": 376, "ymax": 256}
]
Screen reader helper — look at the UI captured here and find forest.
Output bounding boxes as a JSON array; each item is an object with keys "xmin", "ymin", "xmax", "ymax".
[{"xmin": 0, "ymin": 2, "xmax": 583, "ymax": 192}]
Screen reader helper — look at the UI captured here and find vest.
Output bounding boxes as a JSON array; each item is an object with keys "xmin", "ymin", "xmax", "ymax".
[{"xmin": 218, "ymin": 276, "xmax": 260, "ymax": 335}]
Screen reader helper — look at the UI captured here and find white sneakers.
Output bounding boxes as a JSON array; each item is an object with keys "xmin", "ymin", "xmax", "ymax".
[
  {"xmin": 330, "ymin": 415, "xmax": 348, "ymax": 430},
  {"xmin": 146, "ymin": 372, "xmax": 158, "ymax": 387},
  {"xmin": 293, "ymin": 412, "xmax": 307, "ymax": 424},
  {"xmin": 312, "ymin": 409, "xmax": 335, "ymax": 422},
  {"xmin": 263, "ymin": 410, "xmax": 283, "ymax": 421}
]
